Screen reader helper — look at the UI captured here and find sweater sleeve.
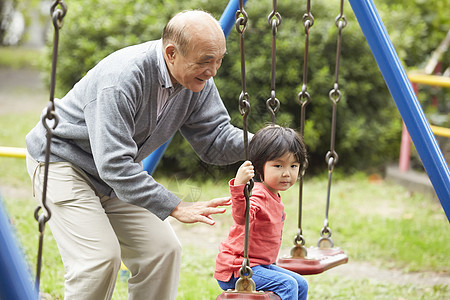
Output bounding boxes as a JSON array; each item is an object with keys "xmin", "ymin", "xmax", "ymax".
[
  {"xmin": 84, "ymin": 86, "xmax": 180, "ymax": 220},
  {"xmin": 179, "ymin": 80, "xmax": 249, "ymax": 165},
  {"xmin": 229, "ymin": 179, "xmax": 261, "ymax": 225}
]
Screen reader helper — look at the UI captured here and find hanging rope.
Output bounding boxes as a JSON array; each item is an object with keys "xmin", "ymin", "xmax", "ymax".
[
  {"xmin": 318, "ymin": 0, "xmax": 347, "ymax": 249},
  {"xmin": 266, "ymin": 0, "xmax": 281, "ymax": 124},
  {"xmin": 33, "ymin": 0, "xmax": 66, "ymax": 292},
  {"xmin": 233, "ymin": 0, "xmax": 257, "ymax": 293},
  {"xmin": 291, "ymin": 0, "xmax": 314, "ymax": 259}
]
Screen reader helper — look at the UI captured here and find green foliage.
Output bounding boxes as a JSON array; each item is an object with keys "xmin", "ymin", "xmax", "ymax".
[
  {"xmin": 0, "ymin": 1, "xmax": 6, "ymax": 42},
  {"xmin": 377, "ymin": 0, "xmax": 450, "ymax": 69},
  {"xmin": 43, "ymin": 0, "xmax": 448, "ymax": 178},
  {"xmin": 47, "ymin": 0, "xmax": 225, "ymax": 98},
  {"xmin": 0, "ymin": 0, "xmax": 42, "ymax": 44}
]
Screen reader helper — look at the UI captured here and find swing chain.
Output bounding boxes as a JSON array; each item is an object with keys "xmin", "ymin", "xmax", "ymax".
[
  {"xmin": 298, "ymin": 0, "xmax": 313, "ymax": 103},
  {"xmin": 293, "ymin": 0, "xmax": 314, "ymax": 255},
  {"xmin": 266, "ymin": 0, "xmax": 281, "ymax": 123},
  {"xmin": 236, "ymin": 0, "xmax": 251, "ymax": 162},
  {"xmin": 334, "ymin": 0, "xmax": 347, "ymax": 29},
  {"xmin": 325, "ymin": 0, "xmax": 346, "ymax": 167},
  {"xmin": 234, "ymin": 259, "xmax": 257, "ymax": 292},
  {"xmin": 266, "ymin": 90, "xmax": 280, "ymax": 124},
  {"xmin": 301, "ymin": 0, "xmax": 314, "ymax": 33},
  {"xmin": 48, "ymin": 0, "xmax": 67, "ymax": 106},
  {"xmin": 329, "ymin": 0, "xmax": 347, "ymax": 107},
  {"xmin": 234, "ymin": 5, "xmax": 248, "ymax": 35},
  {"xmin": 318, "ymin": 0, "xmax": 347, "ymax": 249},
  {"xmin": 318, "ymin": 225, "xmax": 334, "ymax": 248},
  {"xmin": 34, "ymin": 0, "xmax": 66, "ymax": 292},
  {"xmin": 51, "ymin": 0, "xmax": 67, "ymax": 29},
  {"xmin": 297, "ymin": 0, "xmax": 313, "ymax": 132},
  {"xmin": 235, "ymin": 1, "xmax": 257, "ymax": 293},
  {"xmin": 235, "ymin": 0, "xmax": 251, "ymax": 175}
]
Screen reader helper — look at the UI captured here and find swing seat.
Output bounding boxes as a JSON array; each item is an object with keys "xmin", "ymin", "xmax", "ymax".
[
  {"xmin": 276, "ymin": 247, "xmax": 348, "ymax": 275},
  {"xmin": 217, "ymin": 291, "xmax": 281, "ymax": 299}
]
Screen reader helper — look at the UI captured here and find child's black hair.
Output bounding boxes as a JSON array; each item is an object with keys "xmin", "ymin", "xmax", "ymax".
[{"xmin": 249, "ymin": 125, "xmax": 308, "ymax": 182}]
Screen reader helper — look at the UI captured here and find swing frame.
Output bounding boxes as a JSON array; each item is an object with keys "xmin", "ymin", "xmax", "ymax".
[{"xmin": 0, "ymin": 0, "xmax": 448, "ymax": 298}]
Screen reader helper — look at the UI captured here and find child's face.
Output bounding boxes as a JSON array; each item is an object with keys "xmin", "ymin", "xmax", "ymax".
[{"xmin": 262, "ymin": 152, "xmax": 300, "ymax": 194}]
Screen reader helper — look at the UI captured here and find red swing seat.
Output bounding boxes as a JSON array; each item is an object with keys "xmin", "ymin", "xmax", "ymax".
[
  {"xmin": 277, "ymin": 247, "xmax": 348, "ymax": 275},
  {"xmin": 217, "ymin": 291, "xmax": 281, "ymax": 299}
]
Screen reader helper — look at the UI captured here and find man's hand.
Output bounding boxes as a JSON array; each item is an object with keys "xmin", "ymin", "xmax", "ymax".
[
  {"xmin": 235, "ymin": 160, "xmax": 255, "ymax": 185},
  {"xmin": 170, "ymin": 197, "xmax": 231, "ymax": 225}
]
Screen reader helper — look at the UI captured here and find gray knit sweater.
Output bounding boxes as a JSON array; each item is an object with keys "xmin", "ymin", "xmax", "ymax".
[{"xmin": 26, "ymin": 40, "xmax": 245, "ymax": 220}]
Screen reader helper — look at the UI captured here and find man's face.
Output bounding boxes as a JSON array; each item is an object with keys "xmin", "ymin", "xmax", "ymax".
[{"xmin": 167, "ymin": 35, "xmax": 226, "ymax": 92}]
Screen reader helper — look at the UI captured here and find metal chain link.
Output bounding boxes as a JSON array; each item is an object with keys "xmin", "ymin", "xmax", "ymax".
[
  {"xmin": 291, "ymin": 0, "xmax": 314, "ymax": 258},
  {"xmin": 234, "ymin": 0, "xmax": 256, "ymax": 293},
  {"xmin": 34, "ymin": 0, "xmax": 66, "ymax": 292},
  {"xmin": 318, "ymin": 0, "xmax": 347, "ymax": 249},
  {"xmin": 235, "ymin": 0, "xmax": 250, "ymax": 160},
  {"xmin": 266, "ymin": 0, "xmax": 281, "ymax": 123}
]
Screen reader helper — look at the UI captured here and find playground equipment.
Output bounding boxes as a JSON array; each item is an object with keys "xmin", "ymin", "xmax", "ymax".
[
  {"xmin": 217, "ymin": 0, "xmax": 281, "ymax": 298},
  {"xmin": 398, "ymin": 31, "xmax": 450, "ymax": 173},
  {"xmin": 219, "ymin": 0, "xmax": 347, "ymax": 297},
  {"xmin": 347, "ymin": 0, "xmax": 450, "ymax": 218},
  {"xmin": 276, "ymin": 0, "xmax": 348, "ymax": 276},
  {"xmin": 0, "ymin": 1, "xmax": 66, "ymax": 298},
  {"xmin": 399, "ymin": 73, "xmax": 450, "ymax": 173}
]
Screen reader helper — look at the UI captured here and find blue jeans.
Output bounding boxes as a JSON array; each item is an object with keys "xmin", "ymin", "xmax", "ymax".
[{"xmin": 217, "ymin": 264, "xmax": 308, "ymax": 300}]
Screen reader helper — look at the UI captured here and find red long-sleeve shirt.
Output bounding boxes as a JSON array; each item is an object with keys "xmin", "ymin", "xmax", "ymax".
[{"xmin": 214, "ymin": 179, "xmax": 286, "ymax": 281}]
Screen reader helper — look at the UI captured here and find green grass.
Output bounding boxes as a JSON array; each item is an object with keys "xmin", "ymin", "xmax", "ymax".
[
  {"xmin": 1, "ymin": 167, "xmax": 449, "ymax": 299},
  {"xmin": 0, "ymin": 112, "xmax": 41, "ymax": 186},
  {"xmin": 0, "ymin": 101, "xmax": 449, "ymax": 299},
  {"xmin": 0, "ymin": 46, "xmax": 44, "ymax": 69}
]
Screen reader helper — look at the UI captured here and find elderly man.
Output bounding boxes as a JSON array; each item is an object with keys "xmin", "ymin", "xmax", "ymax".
[{"xmin": 26, "ymin": 10, "xmax": 245, "ymax": 300}]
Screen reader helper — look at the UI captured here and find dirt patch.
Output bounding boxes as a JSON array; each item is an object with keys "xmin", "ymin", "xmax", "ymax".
[
  {"xmin": 327, "ymin": 261, "xmax": 450, "ymax": 287},
  {"xmin": 0, "ymin": 67, "xmax": 47, "ymax": 115}
]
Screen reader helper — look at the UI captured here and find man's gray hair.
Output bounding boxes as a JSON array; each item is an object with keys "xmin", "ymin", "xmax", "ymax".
[{"xmin": 162, "ymin": 10, "xmax": 221, "ymax": 56}]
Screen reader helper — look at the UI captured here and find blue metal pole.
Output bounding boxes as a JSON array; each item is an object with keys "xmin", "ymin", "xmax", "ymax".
[
  {"xmin": 220, "ymin": 0, "xmax": 249, "ymax": 38},
  {"xmin": 142, "ymin": 0, "xmax": 248, "ymax": 175},
  {"xmin": 142, "ymin": 137, "xmax": 173, "ymax": 175},
  {"xmin": 348, "ymin": 0, "xmax": 450, "ymax": 221},
  {"xmin": 0, "ymin": 195, "xmax": 38, "ymax": 299}
]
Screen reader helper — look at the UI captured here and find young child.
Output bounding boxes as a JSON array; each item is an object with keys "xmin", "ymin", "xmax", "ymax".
[{"xmin": 214, "ymin": 125, "xmax": 309, "ymax": 300}]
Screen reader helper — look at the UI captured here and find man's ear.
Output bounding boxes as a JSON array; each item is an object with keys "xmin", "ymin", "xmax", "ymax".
[{"xmin": 165, "ymin": 44, "xmax": 176, "ymax": 63}]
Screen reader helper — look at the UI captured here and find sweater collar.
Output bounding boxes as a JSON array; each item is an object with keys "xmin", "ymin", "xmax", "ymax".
[{"xmin": 156, "ymin": 39, "xmax": 174, "ymax": 90}]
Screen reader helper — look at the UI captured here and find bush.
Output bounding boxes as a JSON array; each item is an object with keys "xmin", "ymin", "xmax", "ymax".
[{"xmin": 43, "ymin": 0, "xmax": 448, "ymax": 179}]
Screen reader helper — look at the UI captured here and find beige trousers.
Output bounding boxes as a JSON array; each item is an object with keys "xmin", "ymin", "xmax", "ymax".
[{"xmin": 27, "ymin": 154, "xmax": 181, "ymax": 300}]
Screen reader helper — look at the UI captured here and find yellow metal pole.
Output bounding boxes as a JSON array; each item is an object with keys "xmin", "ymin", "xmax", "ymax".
[
  {"xmin": 0, "ymin": 147, "xmax": 27, "ymax": 158},
  {"xmin": 408, "ymin": 73, "xmax": 450, "ymax": 88},
  {"xmin": 430, "ymin": 125, "xmax": 450, "ymax": 138},
  {"xmin": 406, "ymin": 73, "xmax": 450, "ymax": 138}
]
